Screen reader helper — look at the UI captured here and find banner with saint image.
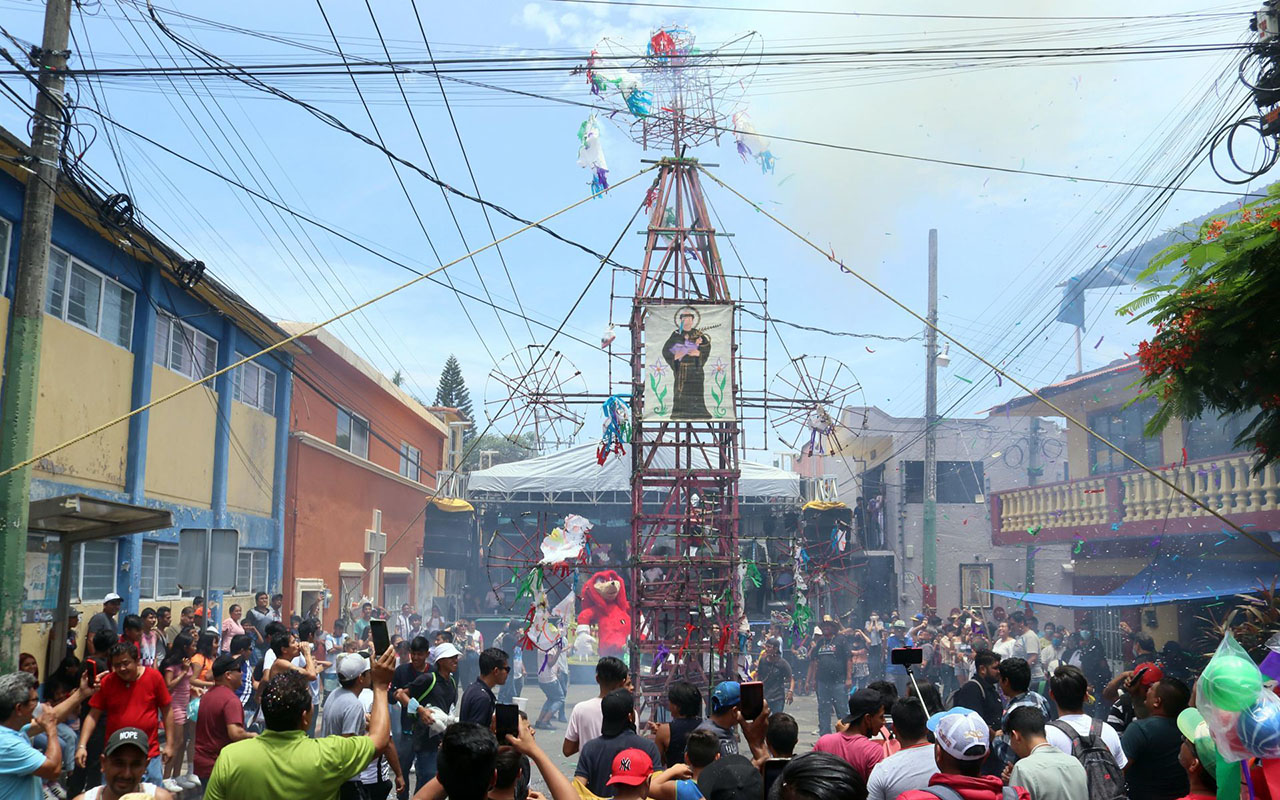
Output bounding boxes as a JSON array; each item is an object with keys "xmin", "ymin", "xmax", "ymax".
[{"xmin": 641, "ymin": 303, "xmax": 735, "ymax": 421}]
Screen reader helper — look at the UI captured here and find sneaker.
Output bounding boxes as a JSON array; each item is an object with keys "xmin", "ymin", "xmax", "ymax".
[
  {"xmin": 162, "ymin": 779, "xmax": 182, "ymax": 793},
  {"xmin": 178, "ymin": 775, "xmax": 201, "ymax": 789}
]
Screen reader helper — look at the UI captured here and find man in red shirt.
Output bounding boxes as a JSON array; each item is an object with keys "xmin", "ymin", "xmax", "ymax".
[
  {"xmin": 76, "ymin": 642, "xmax": 176, "ymax": 784},
  {"xmin": 813, "ymin": 689, "xmax": 887, "ymax": 780},
  {"xmin": 897, "ymin": 709, "xmax": 1031, "ymax": 800},
  {"xmin": 194, "ymin": 655, "xmax": 256, "ymax": 783}
]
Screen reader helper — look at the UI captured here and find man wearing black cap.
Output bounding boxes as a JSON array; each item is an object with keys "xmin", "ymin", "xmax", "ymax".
[
  {"xmin": 696, "ymin": 754, "xmax": 763, "ymax": 800},
  {"xmin": 73, "ymin": 727, "xmax": 175, "ymax": 800},
  {"xmin": 813, "ymin": 688, "xmax": 887, "ymax": 780},
  {"xmin": 193, "ymin": 654, "xmax": 255, "ymax": 785},
  {"xmin": 574, "ymin": 689, "xmax": 662, "ymax": 797}
]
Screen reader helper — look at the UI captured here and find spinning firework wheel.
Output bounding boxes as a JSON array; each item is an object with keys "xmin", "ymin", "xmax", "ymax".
[
  {"xmin": 484, "ymin": 345, "xmax": 588, "ymax": 452},
  {"xmin": 769, "ymin": 355, "xmax": 865, "ymax": 456}
]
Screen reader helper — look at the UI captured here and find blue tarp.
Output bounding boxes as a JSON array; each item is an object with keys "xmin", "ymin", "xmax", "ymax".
[{"xmin": 987, "ymin": 557, "xmax": 1280, "ymax": 608}]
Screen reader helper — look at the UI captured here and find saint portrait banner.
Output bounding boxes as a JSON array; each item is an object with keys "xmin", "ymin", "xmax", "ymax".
[{"xmin": 640, "ymin": 303, "xmax": 735, "ymax": 422}]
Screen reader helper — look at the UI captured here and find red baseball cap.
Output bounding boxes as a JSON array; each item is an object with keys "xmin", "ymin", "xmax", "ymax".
[
  {"xmin": 607, "ymin": 748, "xmax": 653, "ymax": 787},
  {"xmin": 1134, "ymin": 663, "xmax": 1164, "ymax": 686}
]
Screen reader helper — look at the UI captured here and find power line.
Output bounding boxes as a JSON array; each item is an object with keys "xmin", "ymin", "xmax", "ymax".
[{"xmin": 546, "ymin": 0, "xmax": 1246, "ymax": 22}]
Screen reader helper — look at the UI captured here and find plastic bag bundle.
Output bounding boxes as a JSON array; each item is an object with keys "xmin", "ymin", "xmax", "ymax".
[{"xmin": 1196, "ymin": 631, "xmax": 1280, "ymax": 762}]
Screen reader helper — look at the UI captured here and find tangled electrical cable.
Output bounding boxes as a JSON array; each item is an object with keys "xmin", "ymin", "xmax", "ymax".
[{"xmin": 1211, "ymin": 4, "xmax": 1280, "ymax": 183}]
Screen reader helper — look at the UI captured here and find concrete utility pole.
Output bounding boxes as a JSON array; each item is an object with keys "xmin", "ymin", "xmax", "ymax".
[
  {"xmin": 1025, "ymin": 417, "xmax": 1042, "ymax": 598},
  {"xmin": 0, "ymin": 0, "xmax": 72, "ymax": 670},
  {"xmin": 922, "ymin": 229, "xmax": 938, "ymax": 612}
]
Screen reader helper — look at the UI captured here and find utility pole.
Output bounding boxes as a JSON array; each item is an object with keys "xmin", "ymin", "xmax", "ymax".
[
  {"xmin": 922, "ymin": 229, "xmax": 938, "ymax": 612},
  {"xmin": 1025, "ymin": 417, "xmax": 1042, "ymax": 602},
  {"xmin": 0, "ymin": 0, "xmax": 72, "ymax": 670}
]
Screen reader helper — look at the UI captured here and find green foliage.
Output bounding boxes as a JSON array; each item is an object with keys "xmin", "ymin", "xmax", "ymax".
[
  {"xmin": 434, "ymin": 355, "xmax": 475, "ymax": 442},
  {"xmin": 463, "ymin": 432, "xmax": 538, "ymax": 471},
  {"xmin": 1122, "ymin": 183, "xmax": 1280, "ymax": 466}
]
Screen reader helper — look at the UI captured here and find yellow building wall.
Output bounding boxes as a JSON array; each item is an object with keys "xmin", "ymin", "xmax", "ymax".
[
  {"xmin": 145, "ymin": 366, "xmax": 216, "ymax": 507},
  {"xmin": 227, "ymin": 402, "xmax": 276, "ymax": 515},
  {"xmin": 32, "ymin": 318, "xmax": 132, "ymax": 489}
]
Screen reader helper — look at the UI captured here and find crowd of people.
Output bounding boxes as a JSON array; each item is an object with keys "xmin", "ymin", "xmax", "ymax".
[{"xmin": 0, "ymin": 593, "xmax": 1221, "ymax": 800}]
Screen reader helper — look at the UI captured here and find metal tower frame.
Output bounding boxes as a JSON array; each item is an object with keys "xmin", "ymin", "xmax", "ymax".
[{"xmin": 628, "ymin": 155, "xmax": 742, "ymax": 717}]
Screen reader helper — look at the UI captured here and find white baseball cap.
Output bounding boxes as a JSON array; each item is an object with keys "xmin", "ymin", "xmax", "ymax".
[
  {"xmin": 430, "ymin": 642, "xmax": 462, "ymax": 662},
  {"xmin": 928, "ymin": 708, "xmax": 990, "ymax": 761},
  {"xmin": 336, "ymin": 653, "xmax": 371, "ymax": 681},
  {"xmin": 103, "ymin": 592, "xmax": 122, "ymax": 603}
]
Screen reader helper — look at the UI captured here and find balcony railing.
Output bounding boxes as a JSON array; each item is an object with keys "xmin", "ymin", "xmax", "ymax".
[{"xmin": 990, "ymin": 452, "xmax": 1280, "ymax": 545}]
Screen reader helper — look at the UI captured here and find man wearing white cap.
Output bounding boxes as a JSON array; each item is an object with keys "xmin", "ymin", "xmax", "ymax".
[
  {"xmin": 322, "ymin": 653, "xmax": 405, "ymax": 800},
  {"xmin": 896, "ymin": 708, "xmax": 1031, "ymax": 800},
  {"xmin": 87, "ymin": 594, "xmax": 123, "ymax": 657},
  {"xmin": 393, "ymin": 641, "xmax": 460, "ymax": 793}
]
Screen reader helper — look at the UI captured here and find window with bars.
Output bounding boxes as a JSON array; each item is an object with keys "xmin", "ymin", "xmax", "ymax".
[
  {"xmin": 232, "ymin": 360, "xmax": 277, "ymax": 414},
  {"xmin": 1087, "ymin": 399, "xmax": 1163, "ymax": 475},
  {"xmin": 44, "ymin": 247, "xmax": 134, "ymax": 349},
  {"xmin": 336, "ymin": 408, "xmax": 370, "ymax": 459},
  {"xmin": 399, "ymin": 442, "xmax": 421, "ymax": 481},
  {"xmin": 236, "ymin": 550, "xmax": 269, "ymax": 594},
  {"xmin": 67, "ymin": 540, "xmax": 119, "ymax": 602},
  {"xmin": 154, "ymin": 312, "xmax": 218, "ymax": 382},
  {"xmin": 903, "ymin": 461, "xmax": 986, "ymax": 503},
  {"xmin": 139, "ymin": 542, "xmax": 181, "ymax": 599}
]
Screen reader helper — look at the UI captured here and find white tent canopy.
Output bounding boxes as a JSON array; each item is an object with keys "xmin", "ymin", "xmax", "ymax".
[{"xmin": 468, "ymin": 443, "xmax": 799, "ymax": 501}]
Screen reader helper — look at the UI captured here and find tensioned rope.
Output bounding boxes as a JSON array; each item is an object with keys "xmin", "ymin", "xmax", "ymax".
[
  {"xmin": 0, "ymin": 166, "xmax": 656, "ymax": 479},
  {"xmin": 697, "ymin": 164, "xmax": 1280, "ymax": 559}
]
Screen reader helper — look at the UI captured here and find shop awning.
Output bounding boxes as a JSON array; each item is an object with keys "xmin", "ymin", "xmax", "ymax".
[{"xmin": 987, "ymin": 556, "xmax": 1280, "ymax": 608}]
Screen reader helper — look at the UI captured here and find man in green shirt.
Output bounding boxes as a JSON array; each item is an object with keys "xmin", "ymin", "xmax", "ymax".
[{"xmin": 205, "ymin": 645, "xmax": 397, "ymax": 799}]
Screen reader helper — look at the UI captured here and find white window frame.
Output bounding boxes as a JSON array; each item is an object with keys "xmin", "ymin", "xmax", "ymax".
[
  {"xmin": 399, "ymin": 442, "xmax": 421, "ymax": 482},
  {"xmin": 236, "ymin": 549, "xmax": 269, "ymax": 594},
  {"xmin": 336, "ymin": 407, "xmax": 370, "ymax": 459},
  {"xmin": 68, "ymin": 540, "xmax": 119, "ymax": 603},
  {"xmin": 139, "ymin": 542, "xmax": 182, "ymax": 600},
  {"xmin": 0, "ymin": 217, "xmax": 12, "ymax": 292},
  {"xmin": 154, "ymin": 311, "xmax": 218, "ymax": 382},
  {"xmin": 232, "ymin": 360, "xmax": 277, "ymax": 415},
  {"xmin": 44, "ymin": 246, "xmax": 134, "ymax": 350}
]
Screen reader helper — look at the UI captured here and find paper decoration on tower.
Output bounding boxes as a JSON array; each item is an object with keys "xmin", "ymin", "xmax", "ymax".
[
  {"xmin": 641, "ymin": 303, "xmax": 735, "ymax": 422},
  {"xmin": 540, "ymin": 514, "xmax": 592, "ymax": 564},
  {"xmin": 577, "ymin": 115, "xmax": 609, "ymax": 196},
  {"xmin": 585, "ymin": 51, "xmax": 652, "ymax": 119},
  {"xmin": 732, "ymin": 111, "xmax": 776, "ymax": 174},
  {"xmin": 597, "ymin": 394, "xmax": 631, "ymax": 465}
]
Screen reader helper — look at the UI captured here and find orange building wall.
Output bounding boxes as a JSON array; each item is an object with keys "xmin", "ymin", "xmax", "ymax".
[{"xmin": 283, "ymin": 338, "xmax": 448, "ymax": 625}]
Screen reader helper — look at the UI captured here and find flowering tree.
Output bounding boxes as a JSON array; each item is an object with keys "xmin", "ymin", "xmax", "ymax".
[{"xmin": 1122, "ymin": 185, "xmax": 1280, "ymax": 465}]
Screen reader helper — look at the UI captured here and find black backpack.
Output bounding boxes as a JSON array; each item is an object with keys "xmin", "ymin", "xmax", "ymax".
[{"xmin": 1049, "ymin": 719, "xmax": 1129, "ymax": 800}]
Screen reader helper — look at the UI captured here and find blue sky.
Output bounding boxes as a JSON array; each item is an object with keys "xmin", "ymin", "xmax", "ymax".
[{"xmin": 0, "ymin": 0, "xmax": 1256, "ymax": 458}]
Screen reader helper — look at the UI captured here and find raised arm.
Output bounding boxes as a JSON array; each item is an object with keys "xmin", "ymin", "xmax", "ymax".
[{"xmin": 507, "ymin": 716, "xmax": 577, "ymax": 800}]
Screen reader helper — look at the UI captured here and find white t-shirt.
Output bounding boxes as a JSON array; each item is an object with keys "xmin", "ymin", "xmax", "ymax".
[
  {"xmin": 293, "ymin": 655, "xmax": 321, "ymax": 704},
  {"xmin": 865, "ymin": 743, "xmax": 937, "ymax": 800},
  {"xmin": 83, "ymin": 783, "xmax": 159, "ymax": 798},
  {"xmin": 565, "ymin": 696, "xmax": 604, "ymax": 744},
  {"xmin": 1045, "ymin": 713, "xmax": 1129, "ymax": 769},
  {"xmin": 993, "ymin": 638, "xmax": 1017, "ymax": 660},
  {"xmin": 1014, "ymin": 630, "xmax": 1044, "ymax": 677}
]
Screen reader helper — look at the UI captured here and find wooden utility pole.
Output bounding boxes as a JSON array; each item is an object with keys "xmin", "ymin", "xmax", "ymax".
[{"xmin": 0, "ymin": 0, "xmax": 72, "ymax": 670}]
